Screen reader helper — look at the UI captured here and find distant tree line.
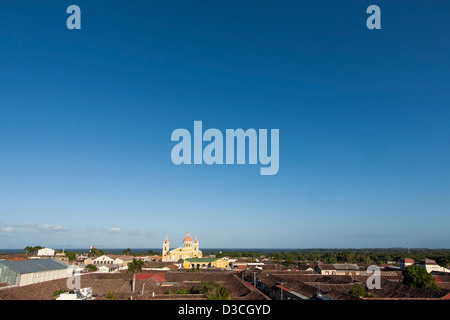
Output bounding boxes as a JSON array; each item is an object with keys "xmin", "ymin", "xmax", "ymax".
[
  {"xmin": 269, "ymin": 249, "xmax": 450, "ymax": 267},
  {"xmin": 121, "ymin": 248, "xmax": 159, "ymax": 256},
  {"xmin": 268, "ymin": 249, "xmax": 450, "ymax": 267},
  {"xmin": 203, "ymin": 249, "xmax": 450, "ymax": 268},
  {"xmin": 23, "ymin": 246, "xmax": 43, "ymax": 255},
  {"xmin": 88, "ymin": 247, "xmax": 109, "ymax": 257}
]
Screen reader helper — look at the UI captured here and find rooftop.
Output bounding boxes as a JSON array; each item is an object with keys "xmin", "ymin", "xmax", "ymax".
[
  {"xmin": 0, "ymin": 259, "xmax": 68, "ymax": 274},
  {"xmin": 318, "ymin": 263, "xmax": 360, "ymax": 271},
  {"xmin": 185, "ymin": 258, "xmax": 220, "ymax": 263}
]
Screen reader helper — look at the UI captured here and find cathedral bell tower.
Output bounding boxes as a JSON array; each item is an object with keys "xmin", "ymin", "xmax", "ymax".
[
  {"xmin": 193, "ymin": 235, "xmax": 199, "ymax": 257},
  {"xmin": 163, "ymin": 235, "xmax": 169, "ymax": 260}
]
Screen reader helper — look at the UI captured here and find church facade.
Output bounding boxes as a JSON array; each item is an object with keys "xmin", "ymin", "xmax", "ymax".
[{"xmin": 162, "ymin": 232, "xmax": 202, "ymax": 262}]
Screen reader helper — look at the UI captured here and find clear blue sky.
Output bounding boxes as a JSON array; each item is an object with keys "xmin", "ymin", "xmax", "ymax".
[{"xmin": 0, "ymin": 1, "xmax": 449, "ymax": 250}]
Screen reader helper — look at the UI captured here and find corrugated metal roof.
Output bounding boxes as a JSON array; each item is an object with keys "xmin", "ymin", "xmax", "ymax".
[
  {"xmin": 333, "ymin": 264, "xmax": 360, "ymax": 270},
  {"xmin": 0, "ymin": 259, "xmax": 68, "ymax": 274}
]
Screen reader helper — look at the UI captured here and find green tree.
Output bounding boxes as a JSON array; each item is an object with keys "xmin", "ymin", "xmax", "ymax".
[
  {"xmin": 106, "ymin": 291, "xmax": 116, "ymax": 300},
  {"xmin": 402, "ymin": 265, "xmax": 440, "ymax": 292},
  {"xmin": 190, "ymin": 281, "xmax": 220, "ymax": 294},
  {"xmin": 127, "ymin": 258, "xmax": 144, "ymax": 292},
  {"xmin": 85, "ymin": 264, "xmax": 97, "ymax": 272},
  {"xmin": 176, "ymin": 289, "xmax": 190, "ymax": 294},
  {"xmin": 208, "ymin": 286, "xmax": 231, "ymax": 300},
  {"xmin": 88, "ymin": 247, "xmax": 99, "ymax": 257},
  {"xmin": 348, "ymin": 284, "xmax": 376, "ymax": 298},
  {"xmin": 24, "ymin": 246, "xmax": 43, "ymax": 255},
  {"xmin": 65, "ymin": 251, "xmax": 76, "ymax": 260},
  {"xmin": 33, "ymin": 246, "xmax": 43, "ymax": 254},
  {"xmin": 348, "ymin": 284, "xmax": 366, "ymax": 298},
  {"xmin": 52, "ymin": 289, "xmax": 67, "ymax": 297}
]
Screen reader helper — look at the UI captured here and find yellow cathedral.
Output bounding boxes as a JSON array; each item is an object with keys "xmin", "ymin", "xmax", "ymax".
[{"xmin": 162, "ymin": 232, "xmax": 202, "ymax": 262}]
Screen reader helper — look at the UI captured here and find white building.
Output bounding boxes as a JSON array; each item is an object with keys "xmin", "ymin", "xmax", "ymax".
[
  {"xmin": 37, "ymin": 247, "xmax": 55, "ymax": 256},
  {"xmin": 0, "ymin": 259, "xmax": 70, "ymax": 287},
  {"xmin": 417, "ymin": 259, "xmax": 450, "ymax": 273},
  {"xmin": 84, "ymin": 255, "xmax": 115, "ymax": 265},
  {"xmin": 82, "ymin": 255, "xmax": 127, "ymax": 273},
  {"xmin": 247, "ymin": 262, "xmax": 265, "ymax": 270},
  {"xmin": 399, "ymin": 258, "xmax": 415, "ymax": 269},
  {"xmin": 315, "ymin": 263, "xmax": 360, "ymax": 275},
  {"xmin": 97, "ymin": 265, "xmax": 119, "ymax": 273},
  {"xmin": 57, "ymin": 287, "xmax": 93, "ymax": 300}
]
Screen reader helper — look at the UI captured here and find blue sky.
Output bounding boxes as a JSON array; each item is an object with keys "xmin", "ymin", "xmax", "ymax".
[{"xmin": 0, "ymin": 1, "xmax": 449, "ymax": 250}]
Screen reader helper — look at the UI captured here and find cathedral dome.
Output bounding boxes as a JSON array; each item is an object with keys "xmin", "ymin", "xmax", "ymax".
[{"xmin": 183, "ymin": 232, "xmax": 193, "ymax": 242}]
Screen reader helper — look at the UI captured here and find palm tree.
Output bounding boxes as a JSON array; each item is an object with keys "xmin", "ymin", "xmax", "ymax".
[
  {"xmin": 127, "ymin": 258, "xmax": 144, "ymax": 292},
  {"xmin": 33, "ymin": 246, "xmax": 43, "ymax": 254}
]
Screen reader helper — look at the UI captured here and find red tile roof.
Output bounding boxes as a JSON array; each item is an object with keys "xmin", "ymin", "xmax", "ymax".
[
  {"xmin": 183, "ymin": 232, "xmax": 193, "ymax": 242},
  {"xmin": 135, "ymin": 273, "xmax": 166, "ymax": 283},
  {"xmin": 399, "ymin": 258, "xmax": 415, "ymax": 263}
]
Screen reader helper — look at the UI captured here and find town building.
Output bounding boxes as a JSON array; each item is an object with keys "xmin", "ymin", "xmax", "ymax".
[
  {"xmin": 417, "ymin": 259, "xmax": 450, "ymax": 273},
  {"xmin": 37, "ymin": 247, "xmax": 55, "ymax": 257},
  {"xmin": 84, "ymin": 255, "xmax": 115, "ymax": 266},
  {"xmin": 315, "ymin": 263, "xmax": 360, "ymax": 275},
  {"xmin": 0, "ymin": 259, "xmax": 70, "ymax": 287},
  {"xmin": 162, "ymin": 232, "xmax": 202, "ymax": 262},
  {"xmin": 399, "ymin": 258, "xmax": 415, "ymax": 269},
  {"xmin": 56, "ymin": 287, "xmax": 93, "ymax": 300},
  {"xmin": 183, "ymin": 257, "xmax": 230, "ymax": 269},
  {"xmin": 97, "ymin": 265, "xmax": 120, "ymax": 273},
  {"xmin": 82, "ymin": 255, "xmax": 132, "ymax": 272}
]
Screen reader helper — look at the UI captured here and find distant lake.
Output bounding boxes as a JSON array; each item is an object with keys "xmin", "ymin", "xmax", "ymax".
[
  {"xmin": 0, "ymin": 248, "xmax": 305, "ymax": 255},
  {"xmin": 0, "ymin": 247, "xmax": 429, "ymax": 255}
]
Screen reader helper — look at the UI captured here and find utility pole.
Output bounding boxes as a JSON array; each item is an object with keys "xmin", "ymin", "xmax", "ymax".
[{"xmin": 280, "ymin": 282, "xmax": 285, "ymax": 301}]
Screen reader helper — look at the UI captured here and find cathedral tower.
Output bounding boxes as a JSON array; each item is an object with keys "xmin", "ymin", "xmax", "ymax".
[
  {"xmin": 193, "ymin": 235, "xmax": 199, "ymax": 257},
  {"xmin": 162, "ymin": 235, "xmax": 169, "ymax": 260}
]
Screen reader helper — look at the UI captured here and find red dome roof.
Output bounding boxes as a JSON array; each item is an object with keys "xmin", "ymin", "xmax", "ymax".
[{"xmin": 183, "ymin": 232, "xmax": 193, "ymax": 242}]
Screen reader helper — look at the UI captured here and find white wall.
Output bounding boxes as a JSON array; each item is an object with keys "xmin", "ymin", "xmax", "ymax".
[
  {"xmin": 18, "ymin": 268, "xmax": 69, "ymax": 286},
  {"xmin": 37, "ymin": 248, "xmax": 55, "ymax": 256}
]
